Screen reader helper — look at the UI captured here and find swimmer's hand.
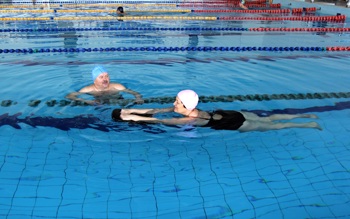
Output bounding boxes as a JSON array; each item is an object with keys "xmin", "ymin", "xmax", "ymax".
[
  {"xmin": 121, "ymin": 108, "xmax": 149, "ymax": 115},
  {"xmin": 85, "ymin": 99, "xmax": 102, "ymax": 106},
  {"xmin": 134, "ymin": 97, "xmax": 144, "ymax": 104},
  {"xmin": 120, "ymin": 114, "xmax": 138, "ymax": 121},
  {"xmin": 121, "ymin": 107, "xmax": 173, "ymax": 115},
  {"xmin": 120, "ymin": 113, "xmax": 157, "ymax": 122}
]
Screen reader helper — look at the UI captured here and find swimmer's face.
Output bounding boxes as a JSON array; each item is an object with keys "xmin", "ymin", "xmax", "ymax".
[
  {"xmin": 117, "ymin": 7, "xmax": 124, "ymax": 14},
  {"xmin": 173, "ymin": 96, "xmax": 186, "ymax": 113},
  {"xmin": 94, "ymin": 72, "xmax": 110, "ymax": 88}
]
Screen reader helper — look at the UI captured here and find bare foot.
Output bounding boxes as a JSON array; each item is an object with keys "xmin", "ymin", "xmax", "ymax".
[
  {"xmin": 309, "ymin": 122, "xmax": 322, "ymax": 130},
  {"xmin": 300, "ymin": 114, "xmax": 319, "ymax": 119}
]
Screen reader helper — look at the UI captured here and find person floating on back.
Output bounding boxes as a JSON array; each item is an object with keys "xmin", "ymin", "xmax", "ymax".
[
  {"xmin": 66, "ymin": 66, "xmax": 143, "ymax": 105},
  {"xmin": 112, "ymin": 89, "xmax": 322, "ymax": 132}
]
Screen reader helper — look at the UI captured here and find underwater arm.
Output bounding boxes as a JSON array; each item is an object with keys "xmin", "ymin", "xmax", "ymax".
[
  {"xmin": 121, "ymin": 107, "xmax": 174, "ymax": 115},
  {"xmin": 112, "ymin": 108, "xmax": 174, "ymax": 122},
  {"xmin": 65, "ymin": 92, "xmax": 93, "ymax": 105},
  {"xmin": 119, "ymin": 112, "xmax": 209, "ymax": 126},
  {"xmin": 66, "ymin": 92, "xmax": 82, "ymax": 101},
  {"xmin": 121, "ymin": 88, "xmax": 144, "ymax": 104},
  {"xmin": 65, "ymin": 88, "xmax": 98, "ymax": 105},
  {"xmin": 121, "ymin": 113, "xmax": 197, "ymax": 125}
]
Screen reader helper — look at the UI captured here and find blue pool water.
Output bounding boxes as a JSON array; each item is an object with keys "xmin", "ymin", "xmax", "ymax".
[{"xmin": 0, "ymin": 0, "xmax": 350, "ymax": 218}]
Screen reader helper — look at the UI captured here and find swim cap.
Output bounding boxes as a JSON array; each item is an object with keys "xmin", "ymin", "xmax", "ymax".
[
  {"xmin": 92, "ymin": 66, "xmax": 107, "ymax": 81},
  {"xmin": 117, "ymin": 6, "xmax": 124, "ymax": 13},
  {"xmin": 177, "ymin": 90, "xmax": 199, "ymax": 110}
]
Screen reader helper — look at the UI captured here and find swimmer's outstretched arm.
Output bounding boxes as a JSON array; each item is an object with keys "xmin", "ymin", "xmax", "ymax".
[
  {"xmin": 65, "ymin": 92, "xmax": 96, "ymax": 105},
  {"xmin": 66, "ymin": 92, "xmax": 81, "ymax": 101},
  {"xmin": 119, "ymin": 108, "xmax": 209, "ymax": 126},
  {"xmin": 121, "ymin": 88, "xmax": 144, "ymax": 104},
  {"xmin": 121, "ymin": 107, "xmax": 174, "ymax": 115},
  {"xmin": 120, "ymin": 113, "xmax": 203, "ymax": 126}
]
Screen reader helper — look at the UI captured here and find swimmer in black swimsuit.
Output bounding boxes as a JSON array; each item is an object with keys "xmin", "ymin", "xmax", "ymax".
[{"xmin": 113, "ymin": 90, "xmax": 322, "ymax": 132}]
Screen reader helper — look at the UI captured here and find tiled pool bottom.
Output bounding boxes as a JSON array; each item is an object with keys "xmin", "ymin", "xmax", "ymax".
[
  {"xmin": 0, "ymin": 1, "xmax": 349, "ymax": 218},
  {"xmin": 1, "ymin": 110, "xmax": 349, "ymax": 218}
]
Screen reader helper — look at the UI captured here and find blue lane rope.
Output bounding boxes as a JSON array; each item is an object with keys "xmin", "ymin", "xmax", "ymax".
[
  {"xmin": 0, "ymin": 27, "xmax": 249, "ymax": 33},
  {"xmin": 0, "ymin": 46, "xmax": 331, "ymax": 54}
]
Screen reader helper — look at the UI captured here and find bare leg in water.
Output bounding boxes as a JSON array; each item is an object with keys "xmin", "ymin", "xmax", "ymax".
[{"xmin": 238, "ymin": 111, "xmax": 322, "ymax": 132}]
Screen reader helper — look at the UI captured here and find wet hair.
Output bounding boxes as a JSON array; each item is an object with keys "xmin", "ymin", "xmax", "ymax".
[{"xmin": 117, "ymin": 6, "xmax": 124, "ymax": 13}]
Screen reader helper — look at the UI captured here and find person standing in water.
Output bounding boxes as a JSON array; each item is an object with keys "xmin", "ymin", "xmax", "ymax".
[{"xmin": 66, "ymin": 66, "xmax": 143, "ymax": 105}]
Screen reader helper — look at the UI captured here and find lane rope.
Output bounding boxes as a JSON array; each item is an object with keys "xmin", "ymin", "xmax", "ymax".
[
  {"xmin": 1, "ymin": 46, "xmax": 349, "ymax": 54},
  {"xmin": 2, "ymin": 1, "xmax": 262, "ymax": 4},
  {"xmin": 0, "ymin": 9, "xmax": 193, "ymax": 13},
  {"xmin": 0, "ymin": 16, "xmax": 218, "ymax": 21},
  {"xmin": 0, "ymin": 3, "xmax": 178, "ymax": 8},
  {"xmin": 1, "ymin": 92, "xmax": 349, "ymax": 108},
  {"xmin": 0, "ymin": 15, "xmax": 345, "ymax": 22},
  {"xmin": 0, "ymin": 8, "xmax": 322, "ymax": 15},
  {"xmin": 2, "ymin": 27, "xmax": 349, "ymax": 33},
  {"xmin": 0, "ymin": 3, "xmax": 279, "ymax": 8}
]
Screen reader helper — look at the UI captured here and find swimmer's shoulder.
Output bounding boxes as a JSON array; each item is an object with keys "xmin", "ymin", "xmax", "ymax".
[
  {"xmin": 110, "ymin": 82, "xmax": 126, "ymax": 90},
  {"xmin": 79, "ymin": 85, "xmax": 95, "ymax": 93},
  {"xmin": 196, "ymin": 110, "xmax": 211, "ymax": 120}
]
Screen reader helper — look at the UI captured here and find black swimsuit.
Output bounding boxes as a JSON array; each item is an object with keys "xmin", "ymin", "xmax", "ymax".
[{"xmin": 203, "ymin": 110, "xmax": 246, "ymax": 130}]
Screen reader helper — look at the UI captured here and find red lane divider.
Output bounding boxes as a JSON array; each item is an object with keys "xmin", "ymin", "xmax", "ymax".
[
  {"xmin": 270, "ymin": 3, "xmax": 281, "ymax": 8},
  {"xmin": 292, "ymin": 7, "xmax": 318, "ymax": 13},
  {"xmin": 227, "ymin": 0, "xmax": 267, "ymax": 3},
  {"xmin": 194, "ymin": 9, "xmax": 290, "ymax": 13},
  {"xmin": 226, "ymin": 3, "xmax": 269, "ymax": 8},
  {"xmin": 249, "ymin": 27, "xmax": 350, "ymax": 32},
  {"xmin": 178, "ymin": 4, "xmax": 236, "ymax": 7},
  {"xmin": 220, "ymin": 15, "xmax": 346, "ymax": 22},
  {"xmin": 177, "ymin": 3, "xmax": 281, "ymax": 8},
  {"xmin": 176, "ymin": 0, "xmax": 232, "ymax": 2},
  {"xmin": 229, "ymin": 2, "xmax": 281, "ymax": 8},
  {"xmin": 327, "ymin": 47, "xmax": 350, "ymax": 51}
]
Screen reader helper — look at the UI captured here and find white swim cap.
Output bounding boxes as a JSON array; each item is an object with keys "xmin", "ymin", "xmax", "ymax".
[{"xmin": 177, "ymin": 90, "xmax": 199, "ymax": 110}]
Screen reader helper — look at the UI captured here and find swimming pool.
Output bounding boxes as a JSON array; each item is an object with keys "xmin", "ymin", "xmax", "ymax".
[{"xmin": 1, "ymin": 0, "xmax": 350, "ymax": 218}]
